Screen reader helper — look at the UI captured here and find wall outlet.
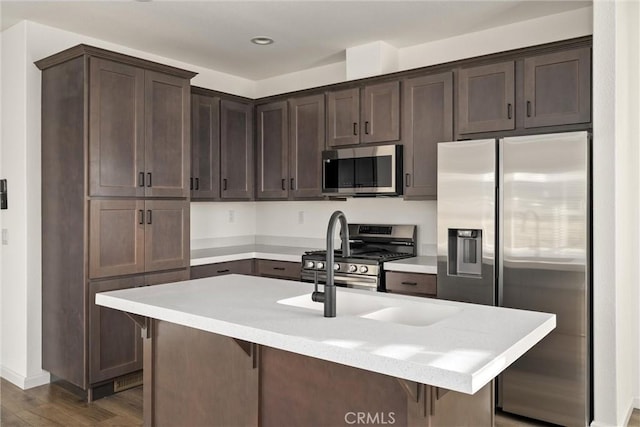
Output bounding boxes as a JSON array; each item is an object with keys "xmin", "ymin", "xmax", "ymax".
[
  {"xmin": 297, "ymin": 211, "xmax": 304, "ymax": 224},
  {"xmin": 2, "ymin": 228, "xmax": 7, "ymax": 245},
  {"xmin": 228, "ymin": 210, "xmax": 235, "ymax": 223}
]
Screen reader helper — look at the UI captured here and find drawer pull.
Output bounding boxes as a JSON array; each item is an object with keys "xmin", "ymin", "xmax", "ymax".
[
  {"xmin": 217, "ymin": 269, "xmax": 230, "ymax": 274},
  {"xmin": 401, "ymin": 281, "xmax": 418, "ymax": 286},
  {"xmin": 273, "ymin": 267, "xmax": 285, "ymax": 271}
]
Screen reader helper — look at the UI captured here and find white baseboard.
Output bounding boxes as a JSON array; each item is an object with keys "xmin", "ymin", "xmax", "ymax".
[
  {"xmin": 1, "ymin": 365, "xmax": 50, "ymax": 389},
  {"xmin": 634, "ymin": 396, "xmax": 640, "ymax": 409}
]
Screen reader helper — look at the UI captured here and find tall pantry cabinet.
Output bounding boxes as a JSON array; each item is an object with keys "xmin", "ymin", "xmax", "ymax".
[{"xmin": 37, "ymin": 45, "xmax": 195, "ymax": 399}]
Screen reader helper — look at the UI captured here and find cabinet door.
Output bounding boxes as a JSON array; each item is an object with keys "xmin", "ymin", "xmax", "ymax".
[
  {"xmin": 289, "ymin": 94, "xmax": 325, "ymax": 199},
  {"xmin": 458, "ymin": 61, "xmax": 515, "ymax": 134},
  {"xmin": 89, "ymin": 58, "xmax": 145, "ymax": 197},
  {"xmin": 144, "ymin": 200, "xmax": 189, "ymax": 273},
  {"xmin": 221, "ymin": 99, "xmax": 254, "ymax": 199},
  {"xmin": 89, "ymin": 200, "xmax": 145, "ymax": 279},
  {"xmin": 144, "ymin": 71, "xmax": 190, "ymax": 198},
  {"xmin": 89, "ymin": 276, "xmax": 144, "ymax": 383},
  {"xmin": 403, "ymin": 72, "xmax": 453, "ymax": 199},
  {"xmin": 524, "ymin": 47, "xmax": 591, "ymax": 128},
  {"xmin": 361, "ymin": 81, "xmax": 400, "ymax": 143},
  {"xmin": 385, "ymin": 271, "xmax": 437, "ymax": 297},
  {"xmin": 327, "ymin": 88, "xmax": 359, "ymax": 147},
  {"xmin": 191, "ymin": 94, "xmax": 220, "ymax": 200},
  {"xmin": 256, "ymin": 101, "xmax": 289, "ymax": 199}
]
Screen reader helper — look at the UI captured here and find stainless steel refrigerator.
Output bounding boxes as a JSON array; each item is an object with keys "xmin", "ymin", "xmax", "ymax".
[{"xmin": 437, "ymin": 131, "xmax": 591, "ymax": 426}]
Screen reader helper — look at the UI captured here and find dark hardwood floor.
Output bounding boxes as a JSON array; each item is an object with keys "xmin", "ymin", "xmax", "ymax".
[{"xmin": 1, "ymin": 378, "xmax": 639, "ymax": 426}]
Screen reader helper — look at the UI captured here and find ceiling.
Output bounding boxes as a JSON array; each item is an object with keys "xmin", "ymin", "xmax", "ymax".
[{"xmin": 1, "ymin": 1, "xmax": 591, "ymax": 81}]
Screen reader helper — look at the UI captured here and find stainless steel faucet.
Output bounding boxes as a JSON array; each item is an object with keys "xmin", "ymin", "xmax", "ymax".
[{"xmin": 312, "ymin": 210, "xmax": 350, "ymax": 317}]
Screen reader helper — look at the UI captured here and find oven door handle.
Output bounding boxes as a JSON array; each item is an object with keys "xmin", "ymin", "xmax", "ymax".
[{"xmin": 302, "ymin": 272, "xmax": 378, "ymax": 286}]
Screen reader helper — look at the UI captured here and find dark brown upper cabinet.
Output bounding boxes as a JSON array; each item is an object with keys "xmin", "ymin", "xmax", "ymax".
[
  {"xmin": 89, "ymin": 58, "xmax": 190, "ymax": 198},
  {"xmin": 221, "ymin": 99, "xmax": 254, "ymax": 200},
  {"xmin": 458, "ymin": 61, "xmax": 516, "ymax": 134},
  {"xmin": 256, "ymin": 94, "xmax": 326, "ymax": 200},
  {"xmin": 402, "ymin": 72, "xmax": 453, "ymax": 200},
  {"xmin": 361, "ymin": 81, "xmax": 401, "ymax": 144},
  {"xmin": 524, "ymin": 47, "xmax": 591, "ymax": 128},
  {"xmin": 256, "ymin": 101, "xmax": 289, "ymax": 199},
  {"xmin": 326, "ymin": 81, "xmax": 400, "ymax": 147},
  {"xmin": 144, "ymin": 71, "xmax": 191, "ymax": 198},
  {"xmin": 191, "ymin": 94, "xmax": 221, "ymax": 200},
  {"xmin": 89, "ymin": 199, "xmax": 189, "ymax": 279},
  {"xmin": 289, "ymin": 94, "xmax": 326, "ymax": 199}
]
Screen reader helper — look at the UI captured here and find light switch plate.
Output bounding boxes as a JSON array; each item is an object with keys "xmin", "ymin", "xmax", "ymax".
[{"xmin": 2, "ymin": 229, "xmax": 7, "ymax": 245}]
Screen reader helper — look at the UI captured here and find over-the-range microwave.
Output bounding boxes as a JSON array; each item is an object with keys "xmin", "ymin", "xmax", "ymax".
[{"xmin": 322, "ymin": 144, "xmax": 403, "ymax": 196}]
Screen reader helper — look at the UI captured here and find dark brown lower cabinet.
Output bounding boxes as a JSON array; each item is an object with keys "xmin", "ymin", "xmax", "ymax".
[
  {"xmin": 385, "ymin": 271, "xmax": 437, "ymax": 298},
  {"xmin": 256, "ymin": 259, "xmax": 301, "ymax": 280},
  {"xmin": 143, "ymin": 320, "xmax": 493, "ymax": 427},
  {"xmin": 89, "ymin": 276, "xmax": 145, "ymax": 384},
  {"xmin": 89, "ymin": 269, "xmax": 188, "ymax": 385}
]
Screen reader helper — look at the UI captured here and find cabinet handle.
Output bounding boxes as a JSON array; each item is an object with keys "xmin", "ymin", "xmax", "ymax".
[
  {"xmin": 282, "ymin": 179, "xmax": 286, "ymax": 191},
  {"xmin": 273, "ymin": 267, "xmax": 285, "ymax": 271},
  {"xmin": 139, "ymin": 172, "xmax": 145, "ymax": 187},
  {"xmin": 353, "ymin": 122, "xmax": 358, "ymax": 136},
  {"xmin": 364, "ymin": 121, "xmax": 369, "ymax": 134},
  {"xmin": 147, "ymin": 172, "xmax": 152, "ymax": 187},
  {"xmin": 146, "ymin": 210, "xmax": 152, "ymax": 225},
  {"xmin": 195, "ymin": 178, "xmax": 200, "ymax": 191},
  {"xmin": 507, "ymin": 103, "xmax": 512, "ymax": 120},
  {"xmin": 526, "ymin": 101, "xmax": 532, "ymax": 117},
  {"xmin": 401, "ymin": 281, "xmax": 418, "ymax": 286},
  {"xmin": 290, "ymin": 178, "xmax": 294, "ymax": 190},
  {"xmin": 223, "ymin": 179, "xmax": 228, "ymax": 191},
  {"xmin": 405, "ymin": 173, "xmax": 411, "ymax": 188},
  {"xmin": 217, "ymin": 269, "xmax": 230, "ymax": 274},
  {"xmin": 138, "ymin": 210, "xmax": 144, "ymax": 225},
  {"xmin": 190, "ymin": 177, "xmax": 194, "ymax": 190}
]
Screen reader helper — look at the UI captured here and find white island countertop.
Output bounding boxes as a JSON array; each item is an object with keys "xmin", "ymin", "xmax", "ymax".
[{"xmin": 96, "ymin": 275, "xmax": 555, "ymax": 395}]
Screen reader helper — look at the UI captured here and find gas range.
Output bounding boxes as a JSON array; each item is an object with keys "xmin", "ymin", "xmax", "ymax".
[{"xmin": 300, "ymin": 224, "xmax": 417, "ymax": 292}]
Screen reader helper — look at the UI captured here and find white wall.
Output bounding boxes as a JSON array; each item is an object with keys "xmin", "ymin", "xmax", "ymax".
[
  {"xmin": 1, "ymin": 22, "xmax": 30, "ymax": 387},
  {"xmin": 254, "ymin": 6, "xmax": 592, "ymax": 98},
  {"xmin": 592, "ymin": 1, "xmax": 640, "ymax": 425},
  {"xmin": 614, "ymin": 0, "xmax": 640, "ymax": 421}
]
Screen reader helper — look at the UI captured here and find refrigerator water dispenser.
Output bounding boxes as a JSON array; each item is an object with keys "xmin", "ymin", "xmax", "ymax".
[{"xmin": 447, "ymin": 229, "xmax": 482, "ymax": 277}]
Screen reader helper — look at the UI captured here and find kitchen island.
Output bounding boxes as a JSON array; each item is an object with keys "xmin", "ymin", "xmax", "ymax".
[{"xmin": 96, "ymin": 274, "xmax": 555, "ymax": 427}]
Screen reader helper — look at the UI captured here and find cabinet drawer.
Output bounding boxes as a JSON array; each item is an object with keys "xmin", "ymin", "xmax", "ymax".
[
  {"xmin": 190, "ymin": 259, "xmax": 255, "ymax": 279},
  {"xmin": 256, "ymin": 259, "xmax": 301, "ymax": 281},
  {"xmin": 385, "ymin": 271, "xmax": 436, "ymax": 297}
]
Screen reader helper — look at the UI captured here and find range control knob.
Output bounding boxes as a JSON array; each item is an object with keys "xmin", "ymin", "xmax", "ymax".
[
  {"xmin": 316, "ymin": 262, "xmax": 325, "ymax": 270},
  {"xmin": 359, "ymin": 265, "xmax": 369, "ymax": 273},
  {"xmin": 348, "ymin": 264, "xmax": 357, "ymax": 273},
  {"xmin": 305, "ymin": 261, "xmax": 315, "ymax": 269},
  {"xmin": 334, "ymin": 263, "xmax": 340, "ymax": 271}
]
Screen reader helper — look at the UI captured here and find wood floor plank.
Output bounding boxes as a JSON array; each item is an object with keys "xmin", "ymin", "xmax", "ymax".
[
  {"xmin": 629, "ymin": 408, "xmax": 639, "ymax": 427},
  {"xmin": 12, "ymin": 408, "xmax": 63, "ymax": 427},
  {"xmin": 1, "ymin": 407, "xmax": 32, "ymax": 427}
]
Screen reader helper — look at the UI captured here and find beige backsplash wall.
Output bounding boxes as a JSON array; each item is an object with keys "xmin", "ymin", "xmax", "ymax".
[{"xmin": 191, "ymin": 199, "xmax": 436, "ymax": 255}]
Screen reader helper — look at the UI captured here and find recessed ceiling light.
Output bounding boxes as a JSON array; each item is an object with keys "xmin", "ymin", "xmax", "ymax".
[{"xmin": 251, "ymin": 36, "xmax": 274, "ymax": 46}]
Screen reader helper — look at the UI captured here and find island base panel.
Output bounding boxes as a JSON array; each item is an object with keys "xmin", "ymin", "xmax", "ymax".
[{"xmin": 144, "ymin": 320, "xmax": 493, "ymax": 426}]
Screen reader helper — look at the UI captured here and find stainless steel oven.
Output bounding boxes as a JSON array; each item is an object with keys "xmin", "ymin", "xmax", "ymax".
[{"xmin": 300, "ymin": 224, "xmax": 416, "ymax": 292}]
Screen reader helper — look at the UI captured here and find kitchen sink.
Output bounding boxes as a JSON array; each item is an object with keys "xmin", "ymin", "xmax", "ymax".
[
  {"xmin": 278, "ymin": 292, "xmax": 461, "ymax": 326},
  {"xmin": 361, "ymin": 305, "xmax": 461, "ymax": 327},
  {"xmin": 277, "ymin": 292, "xmax": 385, "ymax": 316}
]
